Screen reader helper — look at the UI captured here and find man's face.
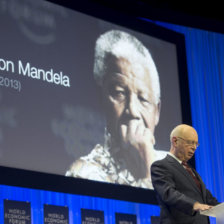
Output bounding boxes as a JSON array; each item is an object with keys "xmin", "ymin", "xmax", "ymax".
[
  {"xmin": 102, "ymin": 57, "xmax": 160, "ymax": 146},
  {"xmin": 174, "ymin": 129, "xmax": 198, "ymax": 162}
]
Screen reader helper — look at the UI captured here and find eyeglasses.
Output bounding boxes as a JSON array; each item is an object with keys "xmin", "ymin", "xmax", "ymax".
[{"xmin": 177, "ymin": 137, "xmax": 199, "ymax": 148}]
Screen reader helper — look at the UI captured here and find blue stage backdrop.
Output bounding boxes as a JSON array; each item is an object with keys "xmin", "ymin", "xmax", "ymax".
[
  {"xmin": 0, "ymin": 184, "xmax": 160, "ymax": 224},
  {"xmin": 140, "ymin": 20, "xmax": 224, "ymax": 203}
]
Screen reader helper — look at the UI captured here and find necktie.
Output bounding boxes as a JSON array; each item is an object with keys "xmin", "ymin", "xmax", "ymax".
[{"xmin": 182, "ymin": 161, "xmax": 201, "ymax": 191}]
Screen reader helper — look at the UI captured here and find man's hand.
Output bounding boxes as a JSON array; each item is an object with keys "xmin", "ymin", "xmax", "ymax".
[
  {"xmin": 119, "ymin": 120, "xmax": 156, "ymax": 179},
  {"xmin": 193, "ymin": 202, "xmax": 213, "ymax": 211}
]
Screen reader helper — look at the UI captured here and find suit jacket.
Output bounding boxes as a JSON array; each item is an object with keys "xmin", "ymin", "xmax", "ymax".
[{"xmin": 151, "ymin": 154, "xmax": 219, "ymax": 224}]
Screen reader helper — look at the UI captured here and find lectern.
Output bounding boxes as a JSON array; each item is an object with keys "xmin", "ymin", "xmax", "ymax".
[{"xmin": 200, "ymin": 203, "xmax": 224, "ymax": 224}]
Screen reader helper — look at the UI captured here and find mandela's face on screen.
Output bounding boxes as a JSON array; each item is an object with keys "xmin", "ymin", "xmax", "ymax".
[{"xmin": 102, "ymin": 56, "xmax": 160, "ymax": 148}]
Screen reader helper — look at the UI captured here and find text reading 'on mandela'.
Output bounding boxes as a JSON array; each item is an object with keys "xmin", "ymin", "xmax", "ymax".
[
  {"xmin": 0, "ymin": 58, "xmax": 70, "ymax": 87},
  {"xmin": 18, "ymin": 61, "xmax": 70, "ymax": 87}
]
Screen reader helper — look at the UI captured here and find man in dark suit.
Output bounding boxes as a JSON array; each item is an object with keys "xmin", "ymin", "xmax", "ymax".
[{"xmin": 151, "ymin": 124, "xmax": 219, "ymax": 224}]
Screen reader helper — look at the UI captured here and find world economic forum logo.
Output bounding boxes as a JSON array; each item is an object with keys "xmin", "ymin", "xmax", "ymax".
[{"xmin": 1, "ymin": 0, "xmax": 68, "ymax": 45}]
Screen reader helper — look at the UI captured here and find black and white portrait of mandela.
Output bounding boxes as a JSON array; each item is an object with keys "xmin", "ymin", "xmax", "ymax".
[{"xmin": 66, "ymin": 30, "xmax": 167, "ymax": 189}]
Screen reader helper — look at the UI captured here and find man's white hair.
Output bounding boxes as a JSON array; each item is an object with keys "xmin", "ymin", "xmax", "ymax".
[{"xmin": 93, "ymin": 30, "xmax": 160, "ymax": 104}]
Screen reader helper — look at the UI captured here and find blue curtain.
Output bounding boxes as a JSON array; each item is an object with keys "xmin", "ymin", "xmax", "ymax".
[
  {"xmin": 147, "ymin": 21, "xmax": 224, "ymax": 224},
  {"xmin": 141, "ymin": 19, "xmax": 224, "ymax": 203},
  {"xmin": 0, "ymin": 185, "xmax": 160, "ymax": 223}
]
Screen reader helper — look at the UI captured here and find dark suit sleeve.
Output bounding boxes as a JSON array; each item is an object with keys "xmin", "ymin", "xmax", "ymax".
[
  {"xmin": 151, "ymin": 161, "xmax": 197, "ymax": 215},
  {"xmin": 205, "ymin": 189, "xmax": 219, "ymax": 205},
  {"xmin": 194, "ymin": 169, "xmax": 219, "ymax": 205}
]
